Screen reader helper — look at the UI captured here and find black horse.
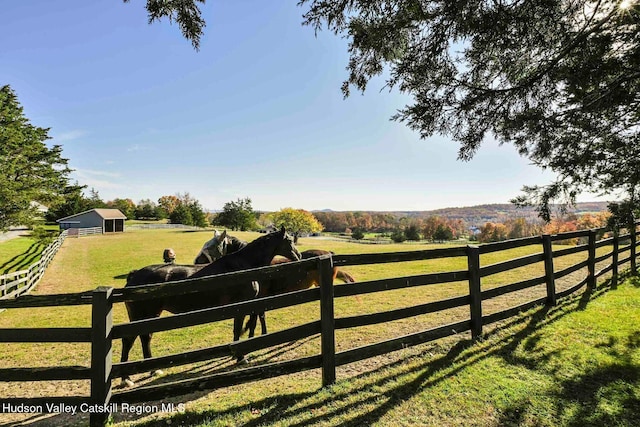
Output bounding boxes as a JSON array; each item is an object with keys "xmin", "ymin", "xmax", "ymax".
[
  {"xmin": 194, "ymin": 233, "xmax": 356, "ymax": 337},
  {"xmin": 120, "ymin": 227, "xmax": 301, "ymax": 387}
]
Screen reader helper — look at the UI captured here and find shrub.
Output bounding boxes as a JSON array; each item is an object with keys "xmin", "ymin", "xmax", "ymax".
[
  {"xmin": 404, "ymin": 225, "xmax": 421, "ymax": 241},
  {"xmin": 351, "ymin": 228, "xmax": 365, "ymax": 240},
  {"xmin": 390, "ymin": 229, "xmax": 406, "ymax": 243}
]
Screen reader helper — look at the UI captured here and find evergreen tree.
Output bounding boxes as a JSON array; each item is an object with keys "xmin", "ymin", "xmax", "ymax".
[
  {"xmin": 169, "ymin": 204, "xmax": 193, "ymax": 225},
  {"xmin": 390, "ymin": 229, "xmax": 406, "ymax": 243},
  {"xmin": 45, "ymin": 183, "xmax": 88, "ymax": 222},
  {"xmin": 0, "ymin": 85, "xmax": 71, "ymax": 230},
  {"xmin": 433, "ymin": 224, "xmax": 454, "ymax": 242},
  {"xmin": 188, "ymin": 200, "xmax": 209, "ymax": 228},
  {"xmin": 404, "ymin": 224, "xmax": 421, "ymax": 241},
  {"xmin": 123, "ymin": 0, "xmax": 206, "ymax": 50},
  {"xmin": 351, "ymin": 227, "xmax": 365, "ymax": 240},
  {"xmin": 86, "ymin": 188, "xmax": 106, "ymax": 210},
  {"xmin": 301, "ymin": 0, "xmax": 640, "ymax": 219}
]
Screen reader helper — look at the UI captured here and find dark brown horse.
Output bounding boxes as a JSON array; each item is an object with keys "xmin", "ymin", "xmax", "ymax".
[
  {"xmin": 120, "ymin": 227, "xmax": 301, "ymax": 386},
  {"xmin": 195, "ymin": 233, "xmax": 356, "ymax": 337}
]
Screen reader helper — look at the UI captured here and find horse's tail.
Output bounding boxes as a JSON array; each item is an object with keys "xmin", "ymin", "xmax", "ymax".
[{"xmin": 336, "ymin": 269, "xmax": 356, "ymax": 283}]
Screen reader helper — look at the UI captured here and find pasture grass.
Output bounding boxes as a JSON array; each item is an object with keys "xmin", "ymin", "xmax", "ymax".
[
  {"xmin": 114, "ymin": 276, "xmax": 640, "ymax": 427},
  {"xmin": 0, "ymin": 235, "xmax": 45, "ymax": 275},
  {"xmin": 0, "ymin": 229, "xmax": 637, "ymax": 426}
]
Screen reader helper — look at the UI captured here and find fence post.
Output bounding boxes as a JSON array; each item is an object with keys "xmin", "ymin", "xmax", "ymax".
[
  {"xmin": 466, "ymin": 245, "xmax": 482, "ymax": 340},
  {"xmin": 587, "ymin": 230, "xmax": 597, "ymax": 290},
  {"xmin": 318, "ymin": 254, "xmax": 336, "ymax": 387},
  {"xmin": 542, "ymin": 235, "xmax": 556, "ymax": 306},
  {"xmin": 90, "ymin": 286, "xmax": 113, "ymax": 427},
  {"xmin": 631, "ymin": 223, "xmax": 637, "ymax": 274},
  {"xmin": 612, "ymin": 233, "xmax": 619, "ymax": 289}
]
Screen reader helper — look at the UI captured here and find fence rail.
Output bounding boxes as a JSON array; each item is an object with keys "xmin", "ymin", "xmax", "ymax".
[
  {"xmin": 126, "ymin": 224, "xmax": 203, "ymax": 230},
  {"xmin": 67, "ymin": 226, "xmax": 103, "ymax": 237},
  {"xmin": 0, "ymin": 223, "xmax": 638, "ymax": 426}
]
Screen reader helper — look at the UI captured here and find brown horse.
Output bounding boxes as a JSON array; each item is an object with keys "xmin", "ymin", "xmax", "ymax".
[
  {"xmin": 120, "ymin": 227, "xmax": 301, "ymax": 386},
  {"xmin": 195, "ymin": 233, "xmax": 356, "ymax": 337}
]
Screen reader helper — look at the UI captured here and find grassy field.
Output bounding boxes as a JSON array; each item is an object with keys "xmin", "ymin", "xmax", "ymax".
[
  {"xmin": 0, "ymin": 225, "xmax": 60, "ymax": 275},
  {"xmin": 0, "ymin": 229, "xmax": 637, "ymax": 426},
  {"xmin": 0, "ymin": 236, "xmax": 45, "ymax": 275}
]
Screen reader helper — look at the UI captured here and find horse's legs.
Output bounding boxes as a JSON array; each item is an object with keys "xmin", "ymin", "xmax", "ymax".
[
  {"xmin": 120, "ymin": 336, "xmax": 136, "ymax": 363},
  {"xmin": 259, "ymin": 311, "xmax": 267, "ymax": 335},
  {"xmin": 120, "ymin": 333, "xmax": 157, "ymax": 387},
  {"xmin": 234, "ymin": 281, "xmax": 262, "ymax": 364},
  {"xmin": 139, "ymin": 333, "xmax": 163, "ymax": 377},
  {"xmin": 121, "ymin": 302, "xmax": 163, "ymax": 386},
  {"xmin": 243, "ymin": 311, "xmax": 266, "ymax": 337},
  {"xmin": 233, "ymin": 315, "xmax": 247, "ymax": 364},
  {"xmin": 140, "ymin": 333, "xmax": 152, "ymax": 359},
  {"xmin": 246, "ymin": 313, "xmax": 258, "ymax": 338},
  {"xmin": 120, "ymin": 335, "xmax": 137, "ymax": 387}
]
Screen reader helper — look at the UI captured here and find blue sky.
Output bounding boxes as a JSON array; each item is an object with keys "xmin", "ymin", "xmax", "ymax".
[{"xmin": 0, "ymin": 1, "xmax": 602, "ymax": 212}]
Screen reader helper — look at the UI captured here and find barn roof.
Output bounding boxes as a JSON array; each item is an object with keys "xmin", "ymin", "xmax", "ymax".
[{"xmin": 57, "ymin": 208, "xmax": 127, "ymax": 222}]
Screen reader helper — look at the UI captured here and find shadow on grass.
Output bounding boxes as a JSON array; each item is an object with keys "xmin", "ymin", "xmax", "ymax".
[
  {"xmin": 497, "ymin": 330, "xmax": 640, "ymax": 427},
  {"xmin": 0, "ymin": 242, "xmax": 42, "ymax": 274},
  {"xmin": 627, "ymin": 275, "xmax": 640, "ymax": 288},
  {"xmin": 94, "ymin": 276, "xmax": 637, "ymax": 427},
  {"xmin": 10, "ymin": 276, "xmax": 636, "ymax": 427}
]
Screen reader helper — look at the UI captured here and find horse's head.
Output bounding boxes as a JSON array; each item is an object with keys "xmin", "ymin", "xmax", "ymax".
[
  {"xmin": 273, "ymin": 226, "xmax": 301, "ymax": 261},
  {"xmin": 194, "ymin": 230, "xmax": 229, "ymax": 264}
]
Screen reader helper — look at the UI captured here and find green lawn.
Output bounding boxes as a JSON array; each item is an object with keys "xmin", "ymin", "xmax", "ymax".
[
  {"xmin": 0, "ymin": 235, "xmax": 44, "ymax": 275},
  {"xmin": 118, "ymin": 276, "xmax": 640, "ymax": 427},
  {"xmin": 0, "ymin": 229, "xmax": 637, "ymax": 426}
]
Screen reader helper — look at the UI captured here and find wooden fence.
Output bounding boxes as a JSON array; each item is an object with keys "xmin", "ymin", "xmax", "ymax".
[
  {"xmin": 1, "ymin": 227, "xmax": 109, "ymax": 300},
  {"xmin": 67, "ymin": 226, "xmax": 103, "ymax": 237},
  {"xmin": 0, "ymin": 224, "xmax": 638, "ymax": 426},
  {"xmin": 0, "ymin": 230, "xmax": 67, "ymax": 300},
  {"xmin": 127, "ymin": 224, "xmax": 203, "ymax": 230}
]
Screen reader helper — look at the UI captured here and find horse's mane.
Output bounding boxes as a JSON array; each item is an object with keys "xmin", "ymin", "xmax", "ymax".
[
  {"xmin": 219, "ymin": 232, "xmax": 280, "ymax": 258},
  {"xmin": 235, "ymin": 229, "xmax": 282, "ymax": 252},
  {"xmin": 192, "ymin": 229, "xmax": 288, "ymax": 277},
  {"xmin": 227, "ymin": 235, "xmax": 247, "ymax": 252}
]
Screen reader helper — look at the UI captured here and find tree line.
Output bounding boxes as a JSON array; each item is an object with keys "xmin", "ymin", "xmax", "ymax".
[
  {"xmin": 44, "ymin": 188, "xmax": 209, "ymax": 228},
  {"xmin": 319, "ymin": 211, "xmax": 612, "ymax": 244},
  {"xmin": 476, "ymin": 212, "xmax": 611, "ymax": 243},
  {"xmin": 3, "ymin": 0, "xmax": 639, "ymax": 235},
  {"xmin": 36, "ymin": 179, "xmax": 616, "ymax": 245},
  {"xmin": 4, "ymin": 1, "xmax": 639, "ymax": 234}
]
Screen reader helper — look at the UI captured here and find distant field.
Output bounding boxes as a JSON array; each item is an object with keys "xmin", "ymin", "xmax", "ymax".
[{"xmin": 0, "ymin": 228, "xmax": 634, "ymax": 426}]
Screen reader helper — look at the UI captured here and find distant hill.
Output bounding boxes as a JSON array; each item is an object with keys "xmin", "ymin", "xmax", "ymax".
[
  {"xmin": 313, "ymin": 202, "xmax": 610, "ymax": 228},
  {"xmin": 396, "ymin": 202, "xmax": 610, "ymax": 226}
]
